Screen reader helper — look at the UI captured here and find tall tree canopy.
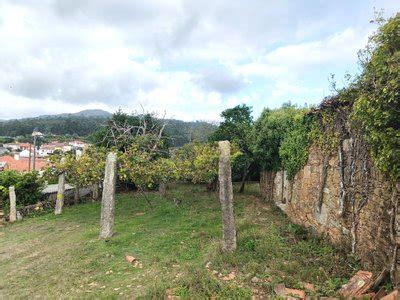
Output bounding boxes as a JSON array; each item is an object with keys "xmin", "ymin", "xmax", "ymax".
[{"xmin": 209, "ymin": 104, "xmax": 254, "ymax": 191}]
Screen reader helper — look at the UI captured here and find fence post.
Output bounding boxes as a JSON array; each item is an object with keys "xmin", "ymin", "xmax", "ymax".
[
  {"xmin": 54, "ymin": 158, "xmax": 66, "ymax": 215},
  {"xmin": 99, "ymin": 152, "xmax": 117, "ymax": 239},
  {"xmin": 218, "ymin": 141, "xmax": 237, "ymax": 252},
  {"xmin": 9, "ymin": 186, "xmax": 17, "ymax": 223}
]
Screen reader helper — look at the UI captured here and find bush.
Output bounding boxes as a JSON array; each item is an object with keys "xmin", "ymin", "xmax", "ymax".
[
  {"xmin": 0, "ymin": 170, "xmax": 43, "ymax": 209},
  {"xmin": 280, "ymin": 113, "xmax": 314, "ymax": 180},
  {"xmin": 352, "ymin": 14, "xmax": 400, "ymax": 181}
]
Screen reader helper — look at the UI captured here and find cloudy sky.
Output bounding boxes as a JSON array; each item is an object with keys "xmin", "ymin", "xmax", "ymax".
[{"xmin": 0, "ymin": 0, "xmax": 398, "ymax": 121}]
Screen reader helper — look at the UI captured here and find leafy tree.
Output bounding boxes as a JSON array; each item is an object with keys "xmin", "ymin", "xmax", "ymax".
[
  {"xmin": 0, "ymin": 170, "xmax": 43, "ymax": 209},
  {"xmin": 119, "ymin": 135, "xmax": 179, "ymax": 202},
  {"xmin": 209, "ymin": 104, "xmax": 254, "ymax": 192},
  {"xmin": 252, "ymin": 104, "xmax": 300, "ymax": 172},
  {"xmin": 44, "ymin": 147, "xmax": 107, "ymax": 202},
  {"xmin": 173, "ymin": 141, "xmax": 243, "ymax": 191}
]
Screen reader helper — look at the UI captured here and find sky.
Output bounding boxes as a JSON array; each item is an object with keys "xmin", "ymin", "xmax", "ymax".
[{"xmin": 0, "ymin": 1, "xmax": 398, "ymax": 121}]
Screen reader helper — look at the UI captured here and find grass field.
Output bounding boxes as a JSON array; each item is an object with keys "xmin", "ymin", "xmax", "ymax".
[{"xmin": 0, "ymin": 183, "xmax": 358, "ymax": 298}]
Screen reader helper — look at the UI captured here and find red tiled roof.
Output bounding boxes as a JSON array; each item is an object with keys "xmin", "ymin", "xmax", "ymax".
[{"xmin": 0, "ymin": 156, "xmax": 49, "ymax": 172}]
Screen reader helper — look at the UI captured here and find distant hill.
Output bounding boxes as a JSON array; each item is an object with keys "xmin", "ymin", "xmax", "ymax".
[
  {"xmin": 38, "ymin": 109, "xmax": 112, "ymax": 118},
  {"xmin": 0, "ymin": 110, "xmax": 216, "ymax": 146}
]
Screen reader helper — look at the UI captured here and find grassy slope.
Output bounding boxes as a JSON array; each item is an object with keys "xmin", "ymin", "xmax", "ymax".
[{"xmin": 0, "ymin": 183, "xmax": 357, "ymax": 298}]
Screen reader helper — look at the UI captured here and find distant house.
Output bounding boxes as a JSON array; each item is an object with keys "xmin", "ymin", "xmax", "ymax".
[
  {"xmin": 69, "ymin": 140, "xmax": 88, "ymax": 149},
  {"xmin": 0, "ymin": 147, "xmax": 7, "ymax": 155},
  {"xmin": 19, "ymin": 149, "xmax": 31, "ymax": 158},
  {"xmin": 0, "ymin": 154, "xmax": 49, "ymax": 172},
  {"xmin": 3, "ymin": 143, "xmax": 31, "ymax": 151}
]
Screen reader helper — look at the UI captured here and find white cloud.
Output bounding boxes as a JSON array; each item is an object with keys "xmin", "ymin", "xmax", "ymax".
[{"xmin": 0, "ymin": 0, "xmax": 398, "ymax": 120}]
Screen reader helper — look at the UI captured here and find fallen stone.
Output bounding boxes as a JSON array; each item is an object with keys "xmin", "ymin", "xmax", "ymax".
[
  {"xmin": 222, "ymin": 270, "xmax": 236, "ymax": 281},
  {"xmin": 354, "ymin": 292, "xmax": 375, "ymax": 299},
  {"xmin": 125, "ymin": 255, "xmax": 136, "ymax": 264},
  {"xmin": 274, "ymin": 284, "xmax": 305, "ymax": 299},
  {"xmin": 381, "ymin": 290, "xmax": 399, "ymax": 300},
  {"xmin": 303, "ymin": 282, "xmax": 316, "ymax": 292},
  {"xmin": 338, "ymin": 271, "xmax": 373, "ymax": 297},
  {"xmin": 251, "ymin": 276, "xmax": 260, "ymax": 284},
  {"xmin": 373, "ymin": 287, "xmax": 387, "ymax": 299},
  {"xmin": 286, "ymin": 288, "xmax": 305, "ymax": 299}
]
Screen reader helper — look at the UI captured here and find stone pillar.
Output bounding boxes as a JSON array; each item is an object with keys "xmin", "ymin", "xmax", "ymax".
[
  {"xmin": 55, "ymin": 158, "xmax": 66, "ymax": 215},
  {"xmin": 218, "ymin": 141, "xmax": 237, "ymax": 252},
  {"xmin": 9, "ymin": 186, "xmax": 17, "ymax": 222},
  {"xmin": 99, "ymin": 152, "xmax": 117, "ymax": 239}
]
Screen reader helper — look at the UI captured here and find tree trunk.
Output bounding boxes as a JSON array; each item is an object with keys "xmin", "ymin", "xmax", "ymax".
[
  {"xmin": 92, "ymin": 183, "xmax": 100, "ymax": 202},
  {"xmin": 9, "ymin": 186, "xmax": 17, "ymax": 222},
  {"xmin": 159, "ymin": 181, "xmax": 167, "ymax": 198},
  {"xmin": 260, "ymin": 170, "xmax": 275, "ymax": 201},
  {"xmin": 74, "ymin": 186, "xmax": 80, "ymax": 205},
  {"xmin": 54, "ymin": 166, "xmax": 66, "ymax": 215},
  {"xmin": 238, "ymin": 169, "xmax": 249, "ymax": 193},
  {"xmin": 206, "ymin": 179, "xmax": 218, "ymax": 191},
  {"xmin": 99, "ymin": 152, "xmax": 117, "ymax": 239},
  {"xmin": 218, "ymin": 141, "xmax": 237, "ymax": 252}
]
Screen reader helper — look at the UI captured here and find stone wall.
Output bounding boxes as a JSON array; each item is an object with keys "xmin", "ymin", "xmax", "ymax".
[{"xmin": 269, "ymin": 140, "xmax": 399, "ymax": 279}]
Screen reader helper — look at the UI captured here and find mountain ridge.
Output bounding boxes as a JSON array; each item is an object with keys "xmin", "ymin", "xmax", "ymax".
[{"xmin": 37, "ymin": 109, "xmax": 112, "ymax": 119}]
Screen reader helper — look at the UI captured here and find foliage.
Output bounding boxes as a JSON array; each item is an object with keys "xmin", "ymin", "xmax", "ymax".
[
  {"xmin": 252, "ymin": 104, "xmax": 301, "ymax": 172},
  {"xmin": 90, "ymin": 110, "xmax": 167, "ymax": 152},
  {"xmin": 0, "ymin": 112, "xmax": 215, "ymax": 148},
  {"xmin": 0, "ymin": 115, "xmax": 108, "ymax": 137},
  {"xmin": 44, "ymin": 147, "xmax": 107, "ymax": 187},
  {"xmin": 352, "ymin": 14, "xmax": 400, "ymax": 181},
  {"xmin": 162, "ymin": 119, "xmax": 216, "ymax": 147},
  {"xmin": 209, "ymin": 104, "xmax": 253, "ymax": 152},
  {"xmin": 0, "ymin": 170, "xmax": 43, "ymax": 208},
  {"xmin": 209, "ymin": 104, "xmax": 254, "ymax": 179},
  {"xmin": 90, "ymin": 110, "xmax": 216, "ymax": 150},
  {"xmin": 119, "ymin": 135, "xmax": 178, "ymax": 190},
  {"xmin": 0, "ymin": 136, "xmax": 14, "ymax": 144},
  {"xmin": 173, "ymin": 142, "xmax": 219, "ymax": 185},
  {"xmin": 280, "ymin": 113, "xmax": 314, "ymax": 180},
  {"xmin": 173, "ymin": 141, "xmax": 243, "ymax": 186}
]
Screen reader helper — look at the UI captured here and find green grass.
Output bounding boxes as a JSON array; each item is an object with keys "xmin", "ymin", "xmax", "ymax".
[{"xmin": 0, "ymin": 183, "xmax": 357, "ymax": 298}]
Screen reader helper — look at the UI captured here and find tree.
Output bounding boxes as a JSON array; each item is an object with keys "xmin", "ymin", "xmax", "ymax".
[
  {"xmin": 118, "ymin": 134, "xmax": 178, "ymax": 201},
  {"xmin": 173, "ymin": 141, "xmax": 243, "ymax": 191},
  {"xmin": 209, "ymin": 104, "xmax": 254, "ymax": 192},
  {"xmin": 45, "ymin": 147, "xmax": 107, "ymax": 203},
  {"xmin": 251, "ymin": 104, "xmax": 300, "ymax": 200},
  {"xmin": 91, "ymin": 110, "xmax": 168, "ymax": 153}
]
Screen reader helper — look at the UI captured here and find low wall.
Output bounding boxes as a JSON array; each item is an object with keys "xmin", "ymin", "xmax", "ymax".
[{"xmin": 266, "ymin": 140, "xmax": 399, "ymax": 283}]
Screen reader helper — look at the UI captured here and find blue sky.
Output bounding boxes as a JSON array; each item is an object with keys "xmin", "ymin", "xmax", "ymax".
[{"xmin": 0, "ymin": 0, "xmax": 398, "ymax": 121}]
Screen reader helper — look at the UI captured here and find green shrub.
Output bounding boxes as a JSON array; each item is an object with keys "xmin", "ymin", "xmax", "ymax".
[
  {"xmin": 0, "ymin": 170, "xmax": 43, "ymax": 209},
  {"xmin": 352, "ymin": 14, "xmax": 400, "ymax": 181},
  {"xmin": 280, "ymin": 113, "xmax": 314, "ymax": 180}
]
